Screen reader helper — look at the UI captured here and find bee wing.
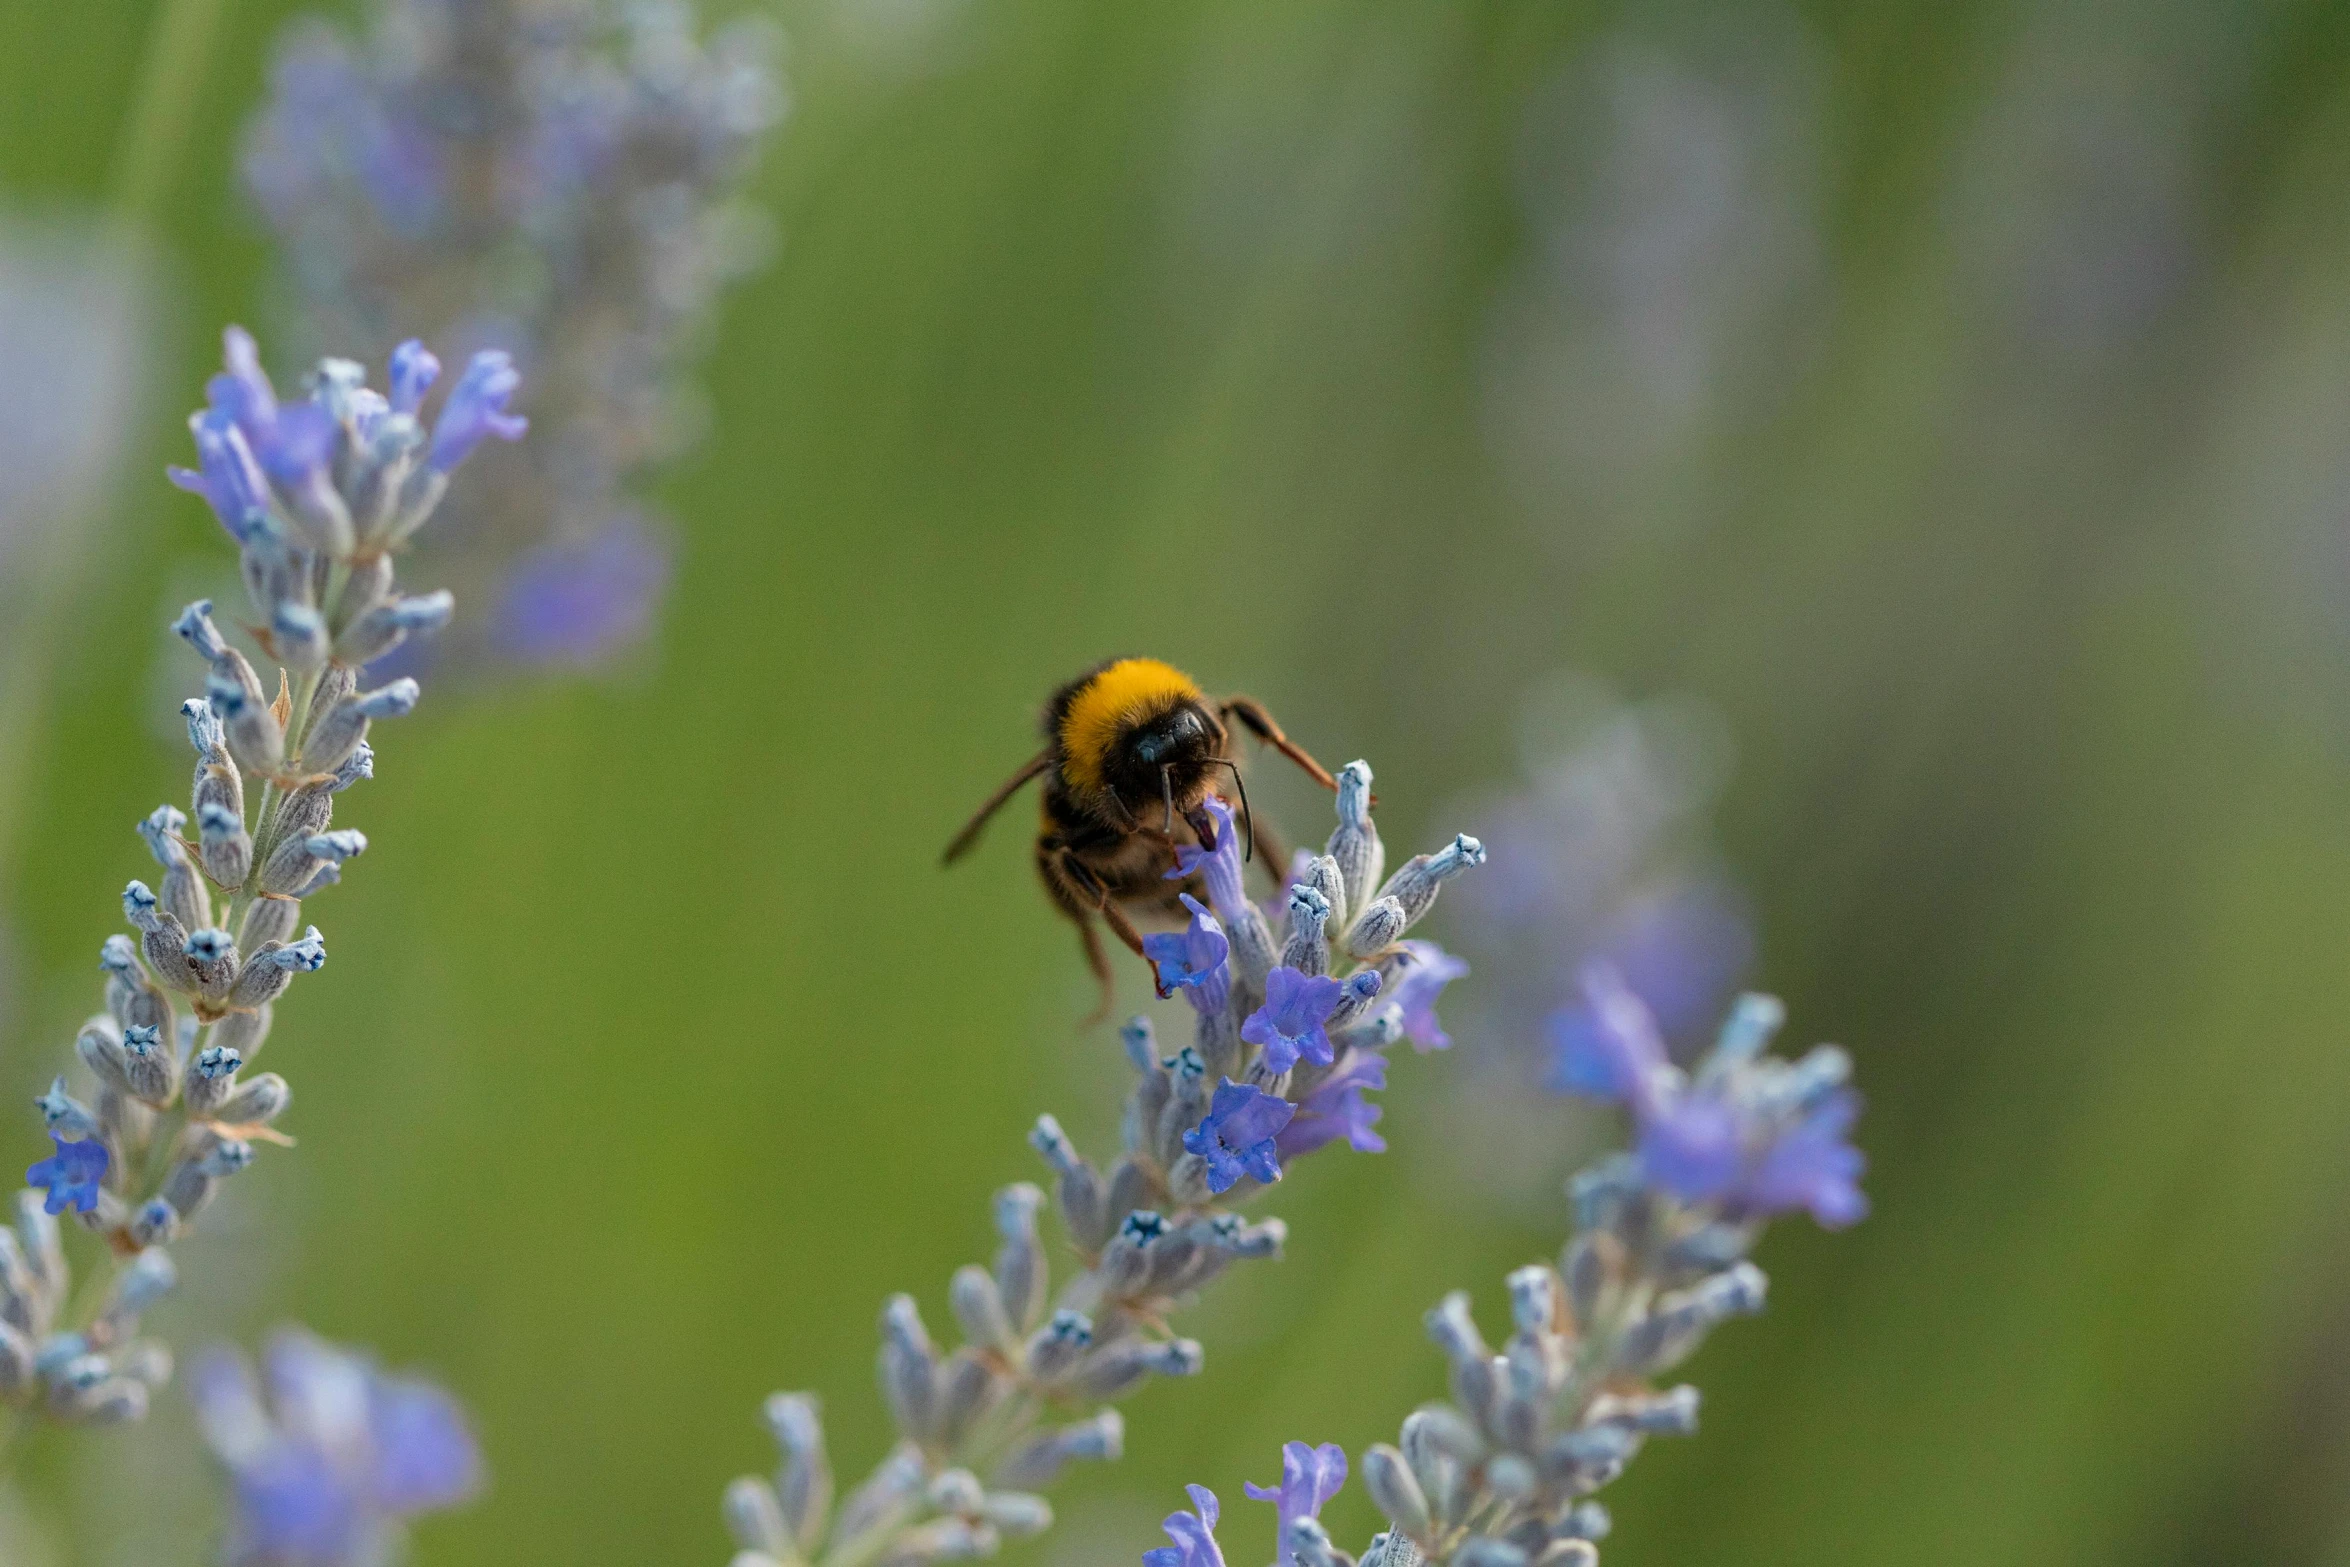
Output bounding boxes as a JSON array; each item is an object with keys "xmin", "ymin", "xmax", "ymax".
[{"xmin": 943, "ymin": 749, "xmax": 1054, "ymax": 865}]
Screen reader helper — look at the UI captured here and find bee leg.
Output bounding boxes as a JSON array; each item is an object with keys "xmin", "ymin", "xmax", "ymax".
[
  {"xmin": 1049, "ymin": 849, "xmax": 1170, "ymax": 1002},
  {"xmin": 1220, "ymin": 697, "xmax": 1341, "ymax": 791}
]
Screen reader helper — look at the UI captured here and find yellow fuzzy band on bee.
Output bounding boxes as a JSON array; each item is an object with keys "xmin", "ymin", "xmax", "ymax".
[{"xmin": 1059, "ymin": 658, "xmax": 1202, "ymax": 793}]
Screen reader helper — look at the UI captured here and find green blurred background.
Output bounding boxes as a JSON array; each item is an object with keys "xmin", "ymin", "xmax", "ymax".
[{"xmin": 9, "ymin": 0, "xmax": 2350, "ymax": 1562}]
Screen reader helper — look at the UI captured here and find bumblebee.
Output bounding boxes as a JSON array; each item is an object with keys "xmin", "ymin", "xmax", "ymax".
[{"xmin": 944, "ymin": 657, "xmax": 1343, "ymax": 1008}]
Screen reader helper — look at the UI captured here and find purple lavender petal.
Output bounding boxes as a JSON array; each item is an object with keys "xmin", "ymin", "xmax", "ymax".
[{"xmin": 492, "ymin": 513, "xmax": 670, "ymax": 667}]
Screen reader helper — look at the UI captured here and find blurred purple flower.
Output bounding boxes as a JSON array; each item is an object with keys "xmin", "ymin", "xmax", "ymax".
[
  {"xmin": 1143, "ymin": 1484, "xmax": 1226, "ymax": 1567},
  {"xmin": 193, "ymin": 1328, "xmax": 482, "ymax": 1566},
  {"xmin": 1387, "ymin": 940, "xmax": 1468, "ymax": 1051},
  {"xmin": 1273, "ymin": 1051, "xmax": 1387, "ymax": 1161},
  {"xmin": 1552, "ymin": 966, "xmax": 1866, "ymax": 1228},
  {"xmin": 1241, "ymin": 966, "xmax": 1345, "ymax": 1076},
  {"xmin": 427, "ymin": 350, "xmax": 528, "ymax": 472},
  {"xmin": 25, "ymin": 1134, "xmax": 106, "ymax": 1216},
  {"xmin": 491, "ymin": 513, "xmax": 671, "ymax": 667},
  {"xmin": 1245, "ymin": 1441, "xmax": 1347, "ymax": 1567},
  {"xmin": 1182, "ymin": 1078, "xmax": 1295, "ymax": 1195}
]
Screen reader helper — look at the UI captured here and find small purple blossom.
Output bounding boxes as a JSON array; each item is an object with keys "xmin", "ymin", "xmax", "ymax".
[
  {"xmin": 1182, "ymin": 1078, "xmax": 1296, "ymax": 1195},
  {"xmin": 1551, "ymin": 967, "xmax": 1867, "ymax": 1229},
  {"xmin": 1387, "ymin": 940, "xmax": 1469, "ymax": 1052},
  {"xmin": 1143, "ymin": 894, "xmax": 1231, "ymax": 1007},
  {"xmin": 193, "ymin": 1328, "xmax": 482, "ymax": 1566},
  {"xmin": 491, "ymin": 513, "xmax": 670, "ymax": 666},
  {"xmin": 1143, "ymin": 1484, "xmax": 1226, "ymax": 1567},
  {"xmin": 25, "ymin": 1133, "xmax": 107, "ymax": 1216},
  {"xmin": 427, "ymin": 350, "xmax": 528, "ymax": 471},
  {"xmin": 1273, "ymin": 1051, "xmax": 1388, "ymax": 1161},
  {"xmin": 1242, "ymin": 965, "xmax": 1346, "ymax": 1076},
  {"xmin": 1747, "ymin": 1088, "xmax": 1868, "ymax": 1227},
  {"xmin": 1244, "ymin": 1441, "xmax": 1348, "ymax": 1567},
  {"xmin": 168, "ymin": 405, "xmax": 272, "ymax": 542},
  {"xmin": 387, "ymin": 340, "xmax": 439, "ymax": 415},
  {"xmin": 1166, "ymin": 793, "xmax": 1247, "ymax": 917}
]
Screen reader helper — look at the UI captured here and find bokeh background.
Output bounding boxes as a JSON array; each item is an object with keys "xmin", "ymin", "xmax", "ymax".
[{"xmin": 8, "ymin": 0, "xmax": 2350, "ymax": 1562}]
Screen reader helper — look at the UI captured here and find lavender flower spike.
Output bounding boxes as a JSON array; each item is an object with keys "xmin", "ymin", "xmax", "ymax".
[
  {"xmin": 718, "ymin": 772, "xmax": 1485, "ymax": 1567},
  {"xmin": 4, "ymin": 324, "xmax": 499, "ymax": 1435}
]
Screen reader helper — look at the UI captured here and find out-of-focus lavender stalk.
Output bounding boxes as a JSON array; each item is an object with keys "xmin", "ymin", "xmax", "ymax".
[
  {"xmin": 720, "ymin": 768, "xmax": 1484, "ymax": 1567},
  {"xmin": 1, "ymin": 325, "xmax": 520, "ymax": 1442},
  {"xmin": 243, "ymin": 0, "xmax": 786, "ymax": 672},
  {"xmin": 1134, "ymin": 973, "xmax": 1866, "ymax": 1567}
]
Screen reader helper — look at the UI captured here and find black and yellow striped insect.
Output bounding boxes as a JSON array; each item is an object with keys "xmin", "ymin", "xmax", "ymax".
[{"xmin": 943, "ymin": 657, "xmax": 1343, "ymax": 1011}]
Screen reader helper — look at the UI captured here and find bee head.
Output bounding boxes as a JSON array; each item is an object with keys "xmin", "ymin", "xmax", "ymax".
[{"xmin": 1103, "ymin": 699, "xmax": 1222, "ymax": 815}]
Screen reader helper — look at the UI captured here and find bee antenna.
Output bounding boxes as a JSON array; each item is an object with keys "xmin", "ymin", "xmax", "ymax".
[{"xmin": 1211, "ymin": 758, "xmax": 1256, "ymax": 864}]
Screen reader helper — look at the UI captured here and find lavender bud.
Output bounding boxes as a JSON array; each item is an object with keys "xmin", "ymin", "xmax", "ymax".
[
  {"xmin": 877, "ymin": 1295, "xmax": 939, "ymax": 1443},
  {"xmin": 34, "ymin": 1078, "xmax": 100, "ymax": 1140},
  {"xmin": 198, "ymin": 1138, "xmax": 255, "ymax": 1178},
  {"xmin": 1118, "ymin": 1015, "xmax": 1158, "ymax": 1072},
  {"xmin": 949, "ymin": 1266, "xmax": 1014, "ymax": 1353},
  {"xmin": 229, "ymin": 927, "xmax": 327, "ymax": 1009},
  {"xmin": 76, "ymin": 1018, "xmax": 135, "ymax": 1097},
  {"xmin": 207, "ymin": 654, "xmax": 285, "ymax": 774},
  {"xmin": 1373, "ymin": 834, "xmax": 1485, "ymax": 928},
  {"xmin": 336, "ymin": 590, "xmax": 454, "ymax": 667},
  {"xmin": 933, "ymin": 1349, "xmax": 1002, "ymax": 1449},
  {"xmin": 124, "ymin": 881, "xmax": 191, "ymax": 990},
  {"xmin": 1029, "ymin": 1116, "xmax": 1107, "ymax": 1251},
  {"xmin": 209, "ymin": 1005, "xmax": 273, "ymax": 1061},
  {"xmin": 1280, "ymin": 884, "xmax": 1332, "ymax": 976},
  {"xmin": 1532, "ymin": 1544, "xmax": 1598, "ymax": 1567},
  {"xmin": 724, "ymin": 1478, "xmax": 790, "ymax": 1555},
  {"xmin": 1021, "ymin": 1310, "xmax": 1093, "ymax": 1382},
  {"xmin": 217, "ymin": 1073, "xmax": 293, "ymax": 1128},
  {"xmin": 182, "ymin": 696, "xmax": 227, "ymax": 759},
  {"xmin": 1303, "ymin": 853, "xmax": 1349, "ymax": 940},
  {"xmin": 172, "ymin": 600, "xmax": 228, "ymax": 663},
  {"xmin": 120, "ymin": 1023, "xmax": 177, "ymax": 1106},
  {"xmin": 271, "ymin": 602, "xmax": 330, "ymax": 670},
  {"xmin": 197, "ymin": 800, "xmax": 252, "ymax": 888},
  {"xmin": 300, "ymin": 679, "xmax": 418, "ymax": 775},
  {"xmin": 1362, "ymin": 1445, "xmax": 1432, "ymax": 1539},
  {"xmin": 991, "ymin": 1183, "xmax": 1048, "ymax": 1334},
  {"xmin": 184, "ymin": 927, "xmax": 240, "ymax": 1003},
  {"xmin": 1344, "ymin": 897, "xmax": 1406, "ymax": 959},
  {"xmin": 1065, "ymin": 1335, "xmax": 1202, "ymax": 1400},
  {"xmin": 129, "ymin": 1200, "xmax": 179, "ymax": 1248},
  {"xmin": 183, "ymin": 1047, "xmax": 240, "ymax": 1122},
  {"xmin": 1290, "ymin": 1518, "xmax": 1356, "ymax": 1567},
  {"xmin": 332, "ymin": 743, "xmax": 374, "ymax": 792},
  {"xmin": 1426, "ymin": 1292, "xmax": 1490, "ymax": 1367},
  {"xmin": 1327, "ymin": 969, "xmax": 1384, "ymax": 1032},
  {"xmin": 992, "ymin": 1409, "xmax": 1122, "ymax": 1490},
  {"xmin": 1325, "ymin": 761, "xmax": 1383, "ymax": 914},
  {"xmin": 763, "ymin": 1392, "xmax": 831, "ymax": 1552},
  {"xmin": 1712, "ymin": 992, "xmax": 1785, "ymax": 1066}
]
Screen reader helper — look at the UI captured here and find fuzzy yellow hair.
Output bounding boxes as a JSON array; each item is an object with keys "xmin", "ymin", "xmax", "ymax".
[{"xmin": 1058, "ymin": 658, "xmax": 1202, "ymax": 793}]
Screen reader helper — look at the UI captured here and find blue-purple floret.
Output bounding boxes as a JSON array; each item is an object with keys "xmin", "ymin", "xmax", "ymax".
[
  {"xmin": 1182, "ymin": 1079, "xmax": 1295, "ymax": 1195},
  {"xmin": 1144, "ymin": 894, "xmax": 1232, "ymax": 1009},
  {"xmin": 1387, "ymin": 939, "xmax": 1468, "ymax": 1052},
  {"xmin": 1244, "ymin": 1441, "xmax": 1348, "ymax": 1567},
  {"xmin": 25, "ymin": 1134, "xmax": 108, "ymax": 1216},
  {"xmin": 193, "ymin": 1328, "xmax": 481, "ymax": 1565},
  {"xmin": 1273, "ymin": 1053, "xmax": 1388, "ymax": 1161},
  {"xmin": 1143, "ymin": 1484, "xmax": 1227, "ymax": 1567},
  {"xmin": 491, "ymin": 513, "xmax": 672, "ymax": 667},
  {"xmin": 1242, "ymin": 966, "xmax": 1345, "ymax": 1076},
  {"xmin": 426, "ymin": 349, "xmax": 528, "ymax": 472},
  {"xmin": 1550, "ymin": 966, "xmax": 1867, "ymax": 1228},
  {"xmin": 1166, "ymin": 793, "xmax": 1248, "ymax": 917}
]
